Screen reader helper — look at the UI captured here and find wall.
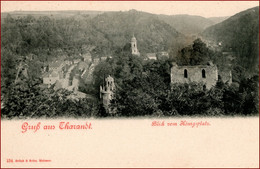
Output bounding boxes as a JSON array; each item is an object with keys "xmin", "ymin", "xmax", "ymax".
[
  {"xmin": 72, "ymin": 77, "xmax": 79, "ymax": 91},
  {"xmin": 219, "ymin": 70, "xmax": 232, "ymax": 85},
  {"xmin": 171, "ymin": 63, "xmax": 218, "ymax": 89}
]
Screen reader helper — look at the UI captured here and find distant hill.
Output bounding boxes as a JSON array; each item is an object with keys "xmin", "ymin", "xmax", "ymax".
[
  {"xmin": 157, "ymin": 14, "xmax": 227, "ymax": 35},
  {"xmin": 202, "ymin": 6, "xmax": 259, "ymax": 75},
  {"xmin": 207, "ymin": 16, "xmax": 229, "ymax": 24},
  {"xmin": 2, "ymin": 10, "xmax": 228, "ymax": 36},
  {"xmin": 1, "ymin": 10, "xmax": 105, "ymax": 19},
  {"xmin": 89, "ymin": 10, "xmax": 181, "ymax": 54}
]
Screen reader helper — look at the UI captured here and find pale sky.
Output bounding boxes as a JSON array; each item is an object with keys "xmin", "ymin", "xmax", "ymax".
[{"xmin": 1, "ymin": 1, "xmax": 259, "ymax": 18}]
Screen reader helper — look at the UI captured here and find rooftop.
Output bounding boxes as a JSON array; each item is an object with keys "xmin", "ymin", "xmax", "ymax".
[{"xmin": 49, "ymin": 61, "xmax": 63, "ymax": 68}]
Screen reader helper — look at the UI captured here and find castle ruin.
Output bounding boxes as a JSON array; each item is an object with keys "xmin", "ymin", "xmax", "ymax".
[
  {"xmin": 170, "ymin": 62, "xmax": 219, "ymax": 89},
  {"xmin": 100, "ymin": 75, "xmax": 116, "ymax": 113}
]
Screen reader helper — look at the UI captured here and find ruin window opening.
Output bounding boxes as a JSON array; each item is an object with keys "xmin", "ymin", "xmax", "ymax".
[
  {"xmin": 202, "ymin": 69, "xmax": 206, "ymax": 78},
  {"xmin": 203, "ymin": 85, "xmax": 206, "ymax": 91},
  {"xmin": 184, "ymin": 69, "xmax": 188, "ymax": 78}
]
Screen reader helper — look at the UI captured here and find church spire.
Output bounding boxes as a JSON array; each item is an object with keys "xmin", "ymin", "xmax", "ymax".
[{"xmin": 131, "ymin": 34, "xmax": 140, "ymax": 56}]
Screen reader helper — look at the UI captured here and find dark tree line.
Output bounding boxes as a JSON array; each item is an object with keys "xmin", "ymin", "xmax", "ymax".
[{"xmin": 1, "ymin": 79, "xmax": 99, "ymax": 119}]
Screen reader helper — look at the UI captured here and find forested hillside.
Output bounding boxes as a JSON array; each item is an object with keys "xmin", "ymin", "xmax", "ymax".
[
  {"xmin": 1, "ymin": 10, "xmax": 104, "ymax": 19},
  {"xmin": 90, "ymin": 10, "xmax": 181, "ymax": 53},
  {"xmin": 202, "ymin": 6, "xmax": 259, "ymax": 76}
]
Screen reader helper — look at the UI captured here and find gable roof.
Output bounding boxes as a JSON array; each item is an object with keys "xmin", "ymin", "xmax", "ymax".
[{"xmin": 147, "ymin": 53, "xmax": 157, "ymax": 59}]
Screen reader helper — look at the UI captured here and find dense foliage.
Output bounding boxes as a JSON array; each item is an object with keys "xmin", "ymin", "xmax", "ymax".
[
  {"xmin": 1, "ymin": 80, "xmax": 98, "ymax": 119},
  {"xmin": 172, "ymin": 38, "xmax": 211, "ymax": 65}
]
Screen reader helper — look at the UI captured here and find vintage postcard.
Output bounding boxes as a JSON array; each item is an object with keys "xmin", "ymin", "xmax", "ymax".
[{"xmin": 1, "ymin": 1, "xmax": 259, "ymax": 168}]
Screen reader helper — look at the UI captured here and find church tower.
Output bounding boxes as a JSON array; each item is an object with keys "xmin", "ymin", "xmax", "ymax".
[{"xmin": 131, "ymin": 34, "xmax": 140, "ymax": 56}]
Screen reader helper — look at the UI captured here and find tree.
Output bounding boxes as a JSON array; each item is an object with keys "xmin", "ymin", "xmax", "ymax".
[
  {"xmin": 174, "ymin": 38, "xmax": 211, "ymax": 66},
  {"xmin": 191, "ymin": 38, "xmax": 210, "ymax": 65}
]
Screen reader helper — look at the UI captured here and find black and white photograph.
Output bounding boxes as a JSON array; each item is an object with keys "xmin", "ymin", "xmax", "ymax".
[
  {"xmin": 1, "ymin": 1, "xmax": 259, "ymax": 118},
  {"xmin": 1, "ymin": 1, "xmax": 259, "ymax": 168}
]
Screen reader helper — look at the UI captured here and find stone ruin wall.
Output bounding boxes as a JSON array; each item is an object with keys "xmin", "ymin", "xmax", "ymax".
[{"xmin": 171, "ymin": 64, "xmax": 218, "ymax": 89}]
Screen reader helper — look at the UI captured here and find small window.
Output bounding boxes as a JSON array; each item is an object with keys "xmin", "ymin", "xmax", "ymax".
[
  {"xmin": 184, "ymin": 69, "xmax": 188, "ymax": 78},
  {"xmin": 202, "ymin": 69, "xmax": 206, "ymax": 78},
  {"xmin": 203, "ymin": 85, "xmax": 206, "ymax": 91}
]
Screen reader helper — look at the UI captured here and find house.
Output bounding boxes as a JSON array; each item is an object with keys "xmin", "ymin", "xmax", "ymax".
[
  {"xmin": 218, "ymin": 70, "xmax": 232, "ymax": 85},
  {"xmin": 26, "ymin": 54, "xmax": 36, "ymax": 61},
  {"xmin": 158, "ymin": 51, "xmax": 169, "ymax": 59},
  {"xmin": 100, "ymin": 56, "xmax": 107, "ymax": 61},
  {"xmin": 146, "ymin": 53, "xmax": 157, "ymax": 60},
  {"xmin": 78, "ymin": 61, "xmax": 89, "ymax": 72},
  {"xmin": 93, "ymin": 58, "xmax": 100, "ymax": 64},
  {"xmin": 82, "ymin": 52, "xmax": 92, "ymax": 62},
  {"xmin": 67, "ymin": 91, "xmax": 87, "ymax": 101},
  {"xmin": 58, "ymin": 55, "xmax": 67, "ymax": 61},
  {"xmin": 43, "ymin": 71, "xmax": 60, "ymax": 87},
  {"xmin": 73, "ymin": 58, "xmax": 81, "ymax": 64},
  {"xmin": 65, "ymin": 59, "xmax": 73, "ymax": 65},
  {"xmin": 160, "ymin": 51, "xmax": 169, "ymax": 56},
  {"xmin": 49, "ymin": 61, "xmax": 64, "ymax": 71},
  {"xmin": 157, "ymin": 52, "xmax": 169, "ymax": 60}
]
